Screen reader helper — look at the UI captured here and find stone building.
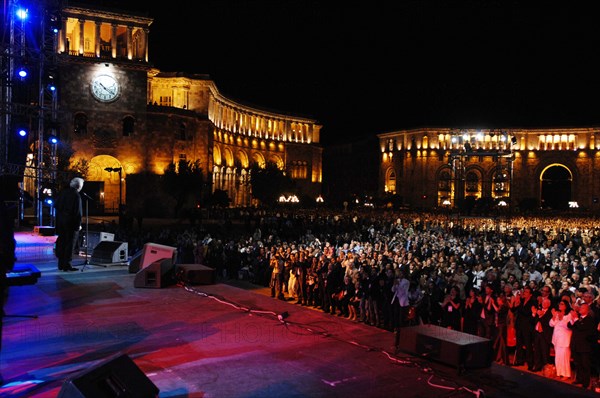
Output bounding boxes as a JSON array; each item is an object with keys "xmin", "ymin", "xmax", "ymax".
[
  {"xmin": 16, "ymin": 1, "xmax": 322, "ymax": 216},
  {"xmin": 378, "ymin": 127, "xmax": 600, "ymax": 212}
]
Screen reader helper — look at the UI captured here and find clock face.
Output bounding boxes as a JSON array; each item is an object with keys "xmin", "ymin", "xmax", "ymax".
[{"xmin": 90, "ymin": 74, "xmax": 120, "ymax": 102}]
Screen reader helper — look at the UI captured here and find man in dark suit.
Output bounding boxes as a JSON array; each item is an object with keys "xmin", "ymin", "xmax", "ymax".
[
  {"xmin": 568, "ymin": 303, "xmax": 597, "ymax": 389},
  {"xmin": 55, "ymin": 177, "xmax": 84, "ymax": 271},
  {"xmin": 511, "ymin": 286, "xmax": 537, "ymax": 368},
  {"xmin": 531, "ymin": 297, "xmax": 554, "ymax": 371},
  {"xmin": 516, "ymin": 242, "xmax": 530, "ymax": 264}
]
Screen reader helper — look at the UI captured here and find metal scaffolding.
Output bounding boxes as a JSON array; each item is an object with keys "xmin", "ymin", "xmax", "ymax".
[{"xmin": 1, "ymin": 0, "xmax": 60, "ymax": 226}]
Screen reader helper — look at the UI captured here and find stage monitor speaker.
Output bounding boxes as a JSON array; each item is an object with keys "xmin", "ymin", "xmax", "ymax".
[
  {"xmin": 91, "ymin": 241, "xmax": 128, "ymax": 265},
  {"xmin": 139, "ymin": 243, "xmax": 178, "ymax": 270},
  {"xmin": 397, "ymin": 325, "xmax": 492, "ymax": 370},
  {"xmin": 58, "ymin": 353, "xmax": 159, "ymax": 398},
  {"xmin": 134, "ymin": 258, "xmax": 176, "ymax": 289},
  {"xmin": 84, "ymin": 231, "xmax": 115, "ymax": 252},
  {"xmin": 176, "ymin": 264, "xmax": 216, "ymax": 285}
]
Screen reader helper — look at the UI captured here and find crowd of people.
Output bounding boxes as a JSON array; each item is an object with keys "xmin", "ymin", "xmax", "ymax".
[{"xmin": 102, "ymin": 208, "xmax": 600, "ymax": 390}]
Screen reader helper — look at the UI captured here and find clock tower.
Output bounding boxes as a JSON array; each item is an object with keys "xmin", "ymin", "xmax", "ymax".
[{"xmin": 56, "ymin": 3, "xmax": 153, "ymax": 213}]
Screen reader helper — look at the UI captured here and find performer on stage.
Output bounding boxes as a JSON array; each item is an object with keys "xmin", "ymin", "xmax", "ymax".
[{"xmin": 55, "ymin": 177, "xmax": 84, "ymax": 271}]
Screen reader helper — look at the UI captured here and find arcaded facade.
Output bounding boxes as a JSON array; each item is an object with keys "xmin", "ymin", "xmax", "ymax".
[
  {"xmin": 40, "ymin": 3, "xmax": 323, "ymax": 213},
  {"xmin": 378, "ymin": 127, "xmax": 600, "ymax": 211}
]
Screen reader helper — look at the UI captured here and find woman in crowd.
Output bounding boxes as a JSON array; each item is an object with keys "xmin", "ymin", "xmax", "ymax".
[
  {"xmin": 549, "ymin": 299, "xmax": 573, "ymax": 379},
  {"xmin": 462, "ymin": 287, "xmax": 482, "ymax": 335},
  {"xmin": 493, "ymin": 293, "xmax": 510, "ymax": 365},
  {"xmin": 440, "ymin": 285, "xmax": 462, "ymax": 331}
]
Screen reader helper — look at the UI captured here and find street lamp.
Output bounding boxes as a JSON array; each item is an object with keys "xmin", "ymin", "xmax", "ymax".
[{"xmin": 104, "ymin": 167, "xmax": 122, "ymax": 215}]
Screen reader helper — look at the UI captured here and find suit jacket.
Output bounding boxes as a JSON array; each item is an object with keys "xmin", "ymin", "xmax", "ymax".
[
  {"xmin": 568, "ymin": 314, "xmax": 597, "ymax": 353},
  {"xmin": 55, "ymin": 187, "xmax": 82, "ymax": 231},
  {"xmin": 513, "ymin": 296, "xmax": 537, "ymax": 330},
  {"xmin": 533, "ymin": 308, "xmax": 553, "ymax": 343}
]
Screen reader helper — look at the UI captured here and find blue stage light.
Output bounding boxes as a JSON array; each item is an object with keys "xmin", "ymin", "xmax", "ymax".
[
  {"xmin": 18, "ymin": 129, "xmax": 27, "ymax": 137},
  {"xmin": 16, "ymin": 7, "xmax": 29, "ymax": 21},
  {"xmin": 48, "ymin": 135, "xmax": 58, "ymax": 144}
]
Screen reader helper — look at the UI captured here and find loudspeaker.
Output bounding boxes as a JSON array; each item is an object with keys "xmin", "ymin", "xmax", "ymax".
[
  {"xmin": 91, "ymin": 241, "xmax": 128, "ymax": 265},
  {"xmin": 139, "ymin": 243, "xmax": 177, "ymax": 270},
  {"xmin": 397, "ymin": 325, "xmax": 491, "ymax": 370},
  {"xmin": 83, "ymin": 231, "xmax": 115, "ymax": 253},
  {"xmin": 58, "ymin": 353, "xmax": 159, "ymax": 398},
  {"xmin": 34, "ymin": 226, "xmax": 55, "ymax": 236},
  {"xmin": 176, "ymin": 264, "xmax": 216, "ymax": 285},
  {"xmin": 134, "ymin": 258, "xmax": 176, "ymax": 288}
]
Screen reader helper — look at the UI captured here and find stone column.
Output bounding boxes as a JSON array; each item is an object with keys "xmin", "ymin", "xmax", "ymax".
[
  {"xmin": 111, "ymin": 24, "xmax": 117, "ymax": 58},
  {"xmin": 78, "ymin": 19, "xmax": 85, "ymax": 55},
  {"xmin": 127, "ymin": 26, "xmax": 133, "ymax": 60},
  {"xmin": 144, "ymin": 29, "xmax": 150, "ymax": 62},
  {"xmin": 59, "ymin": 17, "xmax": 67, "ymax": 53},
  {"xmin": 95, "ymin": 21, "xmax": 101, "ymax": 57}
]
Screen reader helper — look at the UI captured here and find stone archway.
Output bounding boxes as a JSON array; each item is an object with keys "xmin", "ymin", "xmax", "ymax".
[
  {"xmin": 540, "ymin": 164, "xmax": 572, "ymax": 210},
  {"xmin": 88, "ymin": 155, "xmax": 125, "ymax": 214}
]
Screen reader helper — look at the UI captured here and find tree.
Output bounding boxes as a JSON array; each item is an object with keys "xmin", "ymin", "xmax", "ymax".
[
  {"xmin": 248, "ymin": 161, "xmax": 295, "ymax": 207},
  {"xmin": 210, "ymin": 189, "xmax": 231, "ymax": 208},
  {"xmin": 163, "ymin": 159, "xmax": 204, "ymax": 217}
]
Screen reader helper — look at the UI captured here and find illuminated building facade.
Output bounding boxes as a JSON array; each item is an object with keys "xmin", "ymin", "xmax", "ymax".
[
  {"xmin": 6, "ymin": 1, "xmax": 322, "ymax": 217},
  {"xmin": 378, "ymin": 127, "xmax": 600, "ymax": 211}
]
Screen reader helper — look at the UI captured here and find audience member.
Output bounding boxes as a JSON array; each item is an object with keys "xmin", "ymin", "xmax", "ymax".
[{"xmin": 549, "ymin": 300, "xmax": 573, "ymax": 379}]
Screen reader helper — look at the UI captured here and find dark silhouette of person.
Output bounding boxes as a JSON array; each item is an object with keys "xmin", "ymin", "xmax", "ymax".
[
  {"xmin": 55, "ymin": 177, "xmax": 84, "ymax": 271},
  {"xmin": 568, "ymin": 303, "xmax": 597, "ymax": 389}
]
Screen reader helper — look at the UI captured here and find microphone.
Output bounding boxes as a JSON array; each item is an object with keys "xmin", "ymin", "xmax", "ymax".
[{"xmin": 81, "ymin": 192, "xmax": 94, "ymax": 201}]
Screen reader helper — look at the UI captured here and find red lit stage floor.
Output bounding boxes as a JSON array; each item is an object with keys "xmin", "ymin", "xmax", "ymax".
[{"xmin": 1, "ymin": 232, "xmax": 598, "ymax": 397}]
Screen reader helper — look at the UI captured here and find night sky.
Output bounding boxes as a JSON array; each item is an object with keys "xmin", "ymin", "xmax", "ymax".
[{"xmin": 98, "ymin": 0, "xmax": 600, "ymax": 146}]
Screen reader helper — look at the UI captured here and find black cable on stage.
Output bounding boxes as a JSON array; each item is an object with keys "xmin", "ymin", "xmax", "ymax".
[{"xmin": 177, "ymin": 279, "xmax": 485, "ymax": 397}]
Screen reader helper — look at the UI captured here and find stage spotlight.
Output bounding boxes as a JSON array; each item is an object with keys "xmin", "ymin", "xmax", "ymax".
[
  {"xmin": 17, "ymin": 67, "xmax": 28, "ymax": 79},
  {"xmin": 48, "ymin": 135, "xmax": 58, "ymax": 144},
  {"xmin": 18, "ymin": 128, "xmax": 27, "ymax": 137},
  {"xmin": 16, "ymin": 7, "xmax": 29, "ymax": 21}
]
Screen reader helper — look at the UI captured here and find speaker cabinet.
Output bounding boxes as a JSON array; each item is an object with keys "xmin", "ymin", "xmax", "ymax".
[
  {"xmin": 139, "ymin": 243, "xmax": 177, "ymax": 270},
  {"xmin": 397, "ymin": 325, "xmax": 492, "ymax": 370},
  {"xmin": 134, "ymin": 258, "xmax": 176, "ymax": 288},
  {"xmin": 58, "ymin": 353, "xmax": 159, "ymax": 398},
  {"xmin": 176, "ymin": 264, "xmax": 216, "ymax": 285},
  {"xmin": 91, "ymin": 241, "xmax": 128, "ymax": 265},
  {"xmin": 82, "ymin": 231, "xmax": 115, "ymax": 253}
]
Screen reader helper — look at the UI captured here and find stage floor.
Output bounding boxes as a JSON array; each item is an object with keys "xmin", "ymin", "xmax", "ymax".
[{"xmin": 1, "ymin": 231, "xmax": 598, "ymax": 397}]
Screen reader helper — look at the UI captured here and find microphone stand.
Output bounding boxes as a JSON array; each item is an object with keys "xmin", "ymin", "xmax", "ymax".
[
  {"xmin": 80, "ymin": 192, "xmax": 92, "ymax": 271},
  {"xmin": 79, "ymin": 192, "xmax": 108, "ymax": 270}
]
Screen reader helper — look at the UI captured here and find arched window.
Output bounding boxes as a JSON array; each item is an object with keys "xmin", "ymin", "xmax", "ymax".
[
  {"xmin": 385, "ymin": 169, "xmax": 396, "ymax": 193},
  {"xmin": 438, "ymin": 170, "xmax": 452, "ymax": 192},
  {"xmin": 178, "ymin": 122, "xmax": 186, "ymax": 140},
  {"xmin": 74, "ymin": 113, "xmax": 87, "ymax": 136},
  {"xmin": 465, "ymin": 171, "xmax": 479, "ymax": 193},
  {"xmin": 122, "ymin": 116, "xmax": 135, "ymax": 136}
]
